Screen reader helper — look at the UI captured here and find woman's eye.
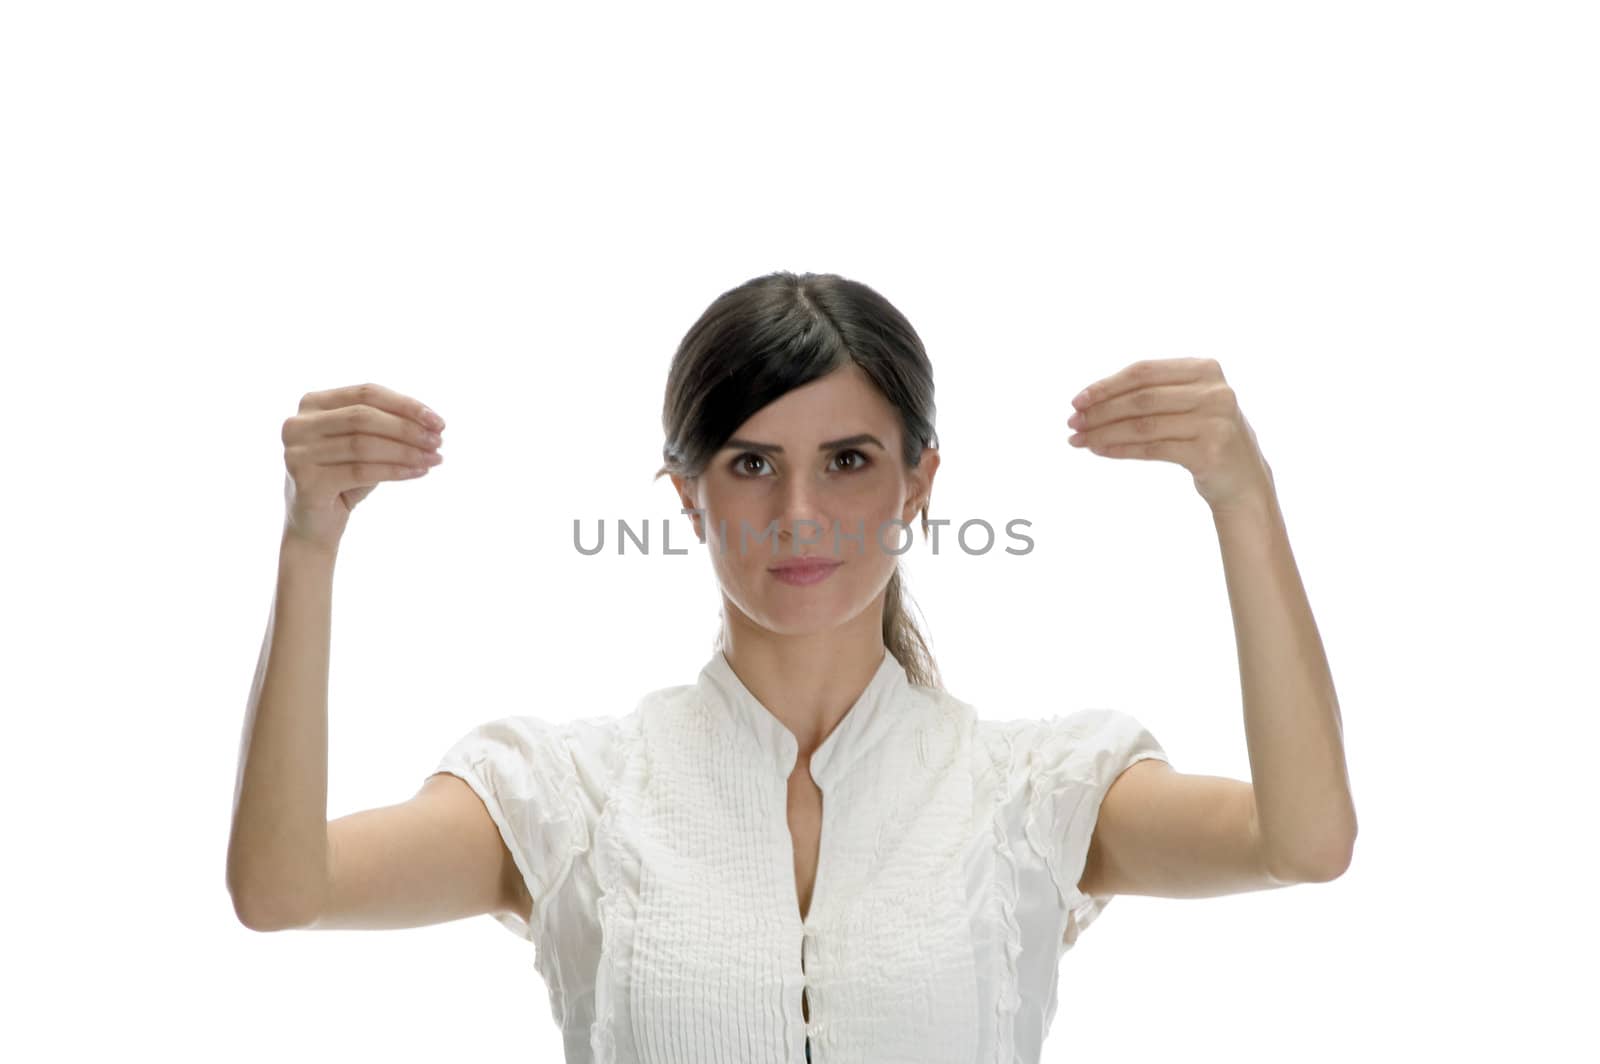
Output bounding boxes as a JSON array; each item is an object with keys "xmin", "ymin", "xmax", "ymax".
[
  {"xmin": 833, "ymin": 448, "xmax": 872, "ymax": 472},
  {"xmin": 733, "ymin": 453, "xmax": 770, "ymax": 477},
  {"xmin": 730, "ymin": 449, "xmax": 871, "ymax": 477}
]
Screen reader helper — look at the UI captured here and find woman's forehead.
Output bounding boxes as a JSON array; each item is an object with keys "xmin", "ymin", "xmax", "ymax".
[{"xmin": 731, "ymin": 367, "xmax": 897, "ymax": 441}]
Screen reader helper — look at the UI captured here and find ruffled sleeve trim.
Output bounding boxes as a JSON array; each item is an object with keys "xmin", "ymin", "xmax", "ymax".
[
  {"xmin": 1019, "ymin": 709, "xmax": 1169, "ymax": 951},
  {"xmin": 987, "ymin": 725, "xmax": 1026, "ymax": 1064},
  {"xmin": 431, "ymin": 715, "xmax": 589, "ymax": 943}
]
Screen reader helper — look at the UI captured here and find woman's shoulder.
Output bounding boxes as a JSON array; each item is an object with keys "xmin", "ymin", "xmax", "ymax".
[
  {"xmin": 435, "ymin": 684, "xmax": 658, "ymax": 786},
  {"xmin": 475, "ymin": 673, "xmax": 740, "ymax": 759},
  {"xmin": 967, "ymin": 702, "xmax": 1165, "ymax": 772}
]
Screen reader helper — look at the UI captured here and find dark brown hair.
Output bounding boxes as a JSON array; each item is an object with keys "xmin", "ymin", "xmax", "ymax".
[{"xmin": 654, "ymin": 270, "xmax": 943, "ymax": 690}]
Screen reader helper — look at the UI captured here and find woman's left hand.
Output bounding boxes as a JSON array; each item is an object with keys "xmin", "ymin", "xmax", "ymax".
[{"xmin": 1066, "ymin": 357, "xmax": 1275, "ymax": 514}]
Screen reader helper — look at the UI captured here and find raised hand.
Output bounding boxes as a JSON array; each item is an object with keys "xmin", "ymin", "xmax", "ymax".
[
  {"xmin": 1066, "ymin": 357, "xmax": 1274, "ymax": 513},
  {"xmin": 280, "ymin": 382, "xmax": 446, "ymax": 551}
]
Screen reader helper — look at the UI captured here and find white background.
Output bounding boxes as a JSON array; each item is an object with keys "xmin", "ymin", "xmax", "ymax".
[{"xmin": 4, "ymin": 1, "xmax": 1596, "ymax": 1060}]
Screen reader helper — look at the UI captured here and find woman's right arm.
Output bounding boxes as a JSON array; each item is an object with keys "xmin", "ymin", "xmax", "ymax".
[
  {"xmin": 224, "ymin": 531, "xmax": 340, "ymax": 929},
  {"xmin": 225, "ymin": 384, "xmax": 529, "ymax": 933}
]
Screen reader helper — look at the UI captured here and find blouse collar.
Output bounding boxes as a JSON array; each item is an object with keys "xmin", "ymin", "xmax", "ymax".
[{"xmin": 696, "ymin": 646, "xmax": 912, "ymax": 788}]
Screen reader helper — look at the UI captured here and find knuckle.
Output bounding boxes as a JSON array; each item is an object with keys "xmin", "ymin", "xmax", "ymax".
[
  {"xmin": 1133, "ymin": 415, "xmax": 1154, "ymax": 435},
  {"xmin": 1133, "ymin": 389, "xmax": 1155, "ymax": 410},
  {"xmin": 348, "ymin": 434, "xmax": 369, "ymax": 459}
]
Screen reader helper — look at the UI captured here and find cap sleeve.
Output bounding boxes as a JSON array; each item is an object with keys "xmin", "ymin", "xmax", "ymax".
[
  {"xmin": 429, "ymin": 715, "xmax": 587, "ymax": 942},
  {"xmin": 1020, "ymin": 709, "xmax": 1170, "ymax": 948}
]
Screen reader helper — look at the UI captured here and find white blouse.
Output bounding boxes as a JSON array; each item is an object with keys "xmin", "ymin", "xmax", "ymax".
[{"xmin": 431, "ymin": 648, "xmax": 1168, "ymax": 1064}]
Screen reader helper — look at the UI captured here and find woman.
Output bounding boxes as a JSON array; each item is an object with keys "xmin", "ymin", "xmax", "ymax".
[{"xmin": 227, "ymin": 271, "xmax": 1357, "ymax": 1063}]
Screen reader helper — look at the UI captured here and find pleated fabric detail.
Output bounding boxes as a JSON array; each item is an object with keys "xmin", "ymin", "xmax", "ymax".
[{"xmin": 431, "ymin": 660, "xmax": 1170, "ymax": 1063}]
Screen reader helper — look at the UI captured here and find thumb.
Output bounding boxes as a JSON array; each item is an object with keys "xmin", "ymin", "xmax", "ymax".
[{"xmin": 341, "ymin": 486, "xmax": 376, "ymax": 511}]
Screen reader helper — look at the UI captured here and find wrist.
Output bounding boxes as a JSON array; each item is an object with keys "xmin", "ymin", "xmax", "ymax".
[
  {"xmin": 280, "ymin": 525, "xmax": 340, "ymax": 568},
  {"xmin": 1210, "ymin": 484, "xmax": 1279, "ymax": 528}
]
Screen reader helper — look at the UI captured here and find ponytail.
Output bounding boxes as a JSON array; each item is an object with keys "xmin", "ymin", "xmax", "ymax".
[{"xmin": 882, "ymin": 562, "xmax": 941, "ymax": 690}]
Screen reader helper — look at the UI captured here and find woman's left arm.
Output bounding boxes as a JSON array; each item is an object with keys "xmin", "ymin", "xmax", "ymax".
[{"xmin": 1068, "ymin": 357, "xmax": 1357, "ymax": 886}]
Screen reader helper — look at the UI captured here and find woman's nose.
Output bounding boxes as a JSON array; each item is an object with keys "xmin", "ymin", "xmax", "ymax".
[{"xmin": 776, "ymin": 480, "xmax": 832, "ymax": 550}]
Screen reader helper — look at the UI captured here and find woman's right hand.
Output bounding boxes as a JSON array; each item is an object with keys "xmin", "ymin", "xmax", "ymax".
[{"xmin": 281, "ymin": 382, "xmax": 446, "ymax": 552}]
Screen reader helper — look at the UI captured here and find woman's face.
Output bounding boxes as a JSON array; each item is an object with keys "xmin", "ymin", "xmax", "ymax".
[{"xmin": 672, "ymin": 363, "xmax": 939, "ymax": 638}]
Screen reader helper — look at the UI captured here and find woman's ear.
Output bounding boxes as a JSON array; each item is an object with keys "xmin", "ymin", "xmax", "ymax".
[
  {"xmin": 670, "ymin": 473, "xmax": 703, "ymax": 541},
  {"xmin": 903, "ymin": 448, "xmax": 940, "ymax": 522}
]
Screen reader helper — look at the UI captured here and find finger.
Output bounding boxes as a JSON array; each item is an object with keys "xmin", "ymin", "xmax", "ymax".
[
  {"xmin": 295, "ymin": 434, "xmax": 445, "ymax": 470},
  {"xmin": 1068, "ymin": 411, "xmax": 1208, "ymax": 448},
  {"xmin": 287, "ymin": 402, "xmax": 444, "ymax": 455},
  {"xmin": 1067, "ymin": 382, "xmax": 1211, "ymax": 433},
  {"xmin": 298, "ymin": 382, "xmax": 445, "ymax": 431},
  {"xmin": 1072, "ymin": 358, "xmax": 1217, "ymax": 410},
  {"xmin": 321, "ymin": 461, "xmax": 434, "ymax": 494},
  {"xmin": 1085, "ymin": 438, "xmax": 1195, "ymax": 462}
]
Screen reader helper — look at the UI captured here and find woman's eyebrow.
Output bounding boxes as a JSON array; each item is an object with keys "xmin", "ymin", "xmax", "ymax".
[{"xmin": 723, "ymin": 433, "xmax": 885, "ymax": 455}]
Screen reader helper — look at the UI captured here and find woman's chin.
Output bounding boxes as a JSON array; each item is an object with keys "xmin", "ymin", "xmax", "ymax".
[
  {"xmin": 755, "ymin": 585, "xmax": 894, "ymax": 636},
  {"xmin": 755, "ymin": 600, "xmax": 848, "ymax": 634}
]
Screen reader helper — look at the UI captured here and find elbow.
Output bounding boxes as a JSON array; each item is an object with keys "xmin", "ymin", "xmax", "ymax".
[
  {"xmin": 1280, "ymin": 802, "xmax": 1359, "ymax": 884},
  {"xmin": 1299, "ymin": 850, "xmax": 1352, "ymax": 884},
  {"xmin": 227, "ymin": 864, "xmax": 319, "ymax": 932},
  {"xmin": 227, "ymin": 844, "xmax": 325, "ymax": 931},
  {"xmin": 1325, "ymin": 828, "xmax": 1357, "ymax": 880},
  {"xmin": 229, "ymin": 888, "xmax": 275, "ymax": 931},
  {"xmin": 1277, "ymin": 831, "xmax": 1356, "ymax": 885},
  {"xmin": 230, "ymin": 887, "xmax": 316, "ymax": 932}
]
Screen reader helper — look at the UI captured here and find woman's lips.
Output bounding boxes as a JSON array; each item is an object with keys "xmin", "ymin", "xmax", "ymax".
[{"xmin": 768, "ymin": 559, "xmax": 843, "ymax": 586}]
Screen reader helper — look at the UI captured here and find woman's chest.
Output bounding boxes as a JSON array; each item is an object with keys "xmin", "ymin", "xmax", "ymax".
[
  {"xmin": 578, "ymin": 734, "xmax": 1032, "ymax": 1064},
  {"xmin": 788, "ymin": 762, "xmax": 823, "ymax": 924}
]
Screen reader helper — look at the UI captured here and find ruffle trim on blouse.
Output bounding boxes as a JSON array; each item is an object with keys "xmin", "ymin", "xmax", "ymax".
[
  {"xmin": 434, "ymin": 762, "xmax": 540, "ymax": 944},
  {"xmin": 1021, "ymin": 716, "xmax": 1086, "ymax": 919},
  {"xmin": 588, "ymin": 714, "xmax": 644, "ymax": 1064},
  {"xmin": 432, "ymin": 716, "xmax": 588, "ymax": 949},
  {"xmin": 987, "ymin": 725, "xmax": 1025, "ymax": 1064},
  {"xmin": 1019, "ymin": 711, "xmax": 1169, "ymax": 954},
  {"xmin": 528, "ymin": 722, "xmax": 591, "ymax": 936}
]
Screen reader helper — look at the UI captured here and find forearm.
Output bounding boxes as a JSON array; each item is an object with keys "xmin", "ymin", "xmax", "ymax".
[
  {"xmin": 225, "ymin": 529, "xmax": 337, "ymax": 927},
  {"xmin": 1213, "ymin": 491, "xmax": 1356, "ymax": 881}
]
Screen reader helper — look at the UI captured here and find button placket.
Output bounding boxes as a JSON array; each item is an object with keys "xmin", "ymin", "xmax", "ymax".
[{"xmin": 802, "ymin": 927, "xmax": 815, "ymax": 1058}]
